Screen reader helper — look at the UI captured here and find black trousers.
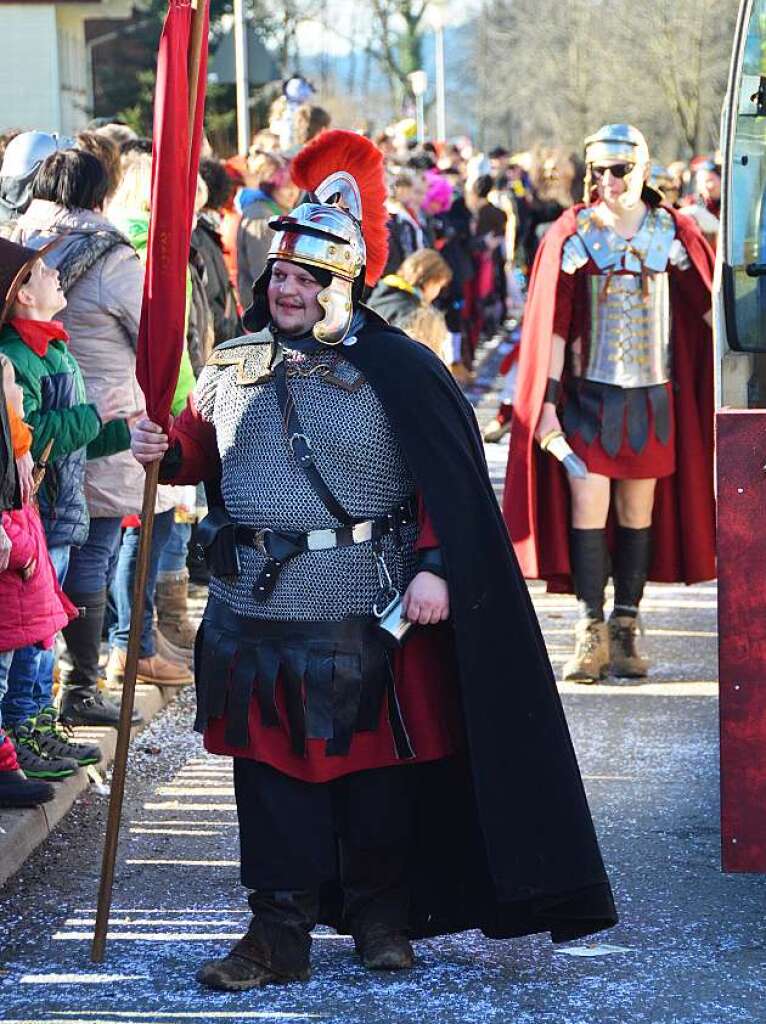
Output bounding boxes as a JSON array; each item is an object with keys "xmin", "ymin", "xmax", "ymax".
[{"xmin": 234, "ymin": 758, "xmax": 421, "ymax": 934}]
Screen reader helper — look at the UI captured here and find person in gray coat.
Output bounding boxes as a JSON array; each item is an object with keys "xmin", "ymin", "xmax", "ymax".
[
  {"xmin": 15, "ymin": 149, "xmax": 182, "ymax": 725},
  {"xmin": 236, "ymin": 154, "xmax": 299, "ymax": 304}
]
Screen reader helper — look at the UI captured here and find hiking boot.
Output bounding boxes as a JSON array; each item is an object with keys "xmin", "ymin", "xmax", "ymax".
[
  {"xmin": 7, "ymin": 721, "xmax": 79, "ymax": 780},
  {"xmin": 0, "ymin": 735, "xmax": 55, "ymax": 807},
  {"xmin": 354, "ymin": 925, "xmax": 415, "ymax": 971},
  {"xmin": 562, "ymin": 618, "xmax": 609, "ymax": 684},
  {"xmin": 483, "ymin": 416, "xmax": 512, "ymax": 443},
  {"xmin": 60, "ymin": 687, "xmax": 143, "ymax": 728},
  {"xmin": 608, "ymin": 615, "xmax": 650, "ymax": 678},
  {"xmin": 35, "ymin": 706, "xmax": 102, "ymax": 766},
  {"xmin": 196, "ymin": 937, "xmax": 311, "ymax": 991},
  {"xmin": 156, "ymin": 569, "xmax": 198, "ymax": 651},
  {"xmin": 106, "ymin": 646, "xmax": 193, "ymax": 688}
]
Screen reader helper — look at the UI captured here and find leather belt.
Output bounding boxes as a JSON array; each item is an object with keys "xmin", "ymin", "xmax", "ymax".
[{"xmin": 240, "ymin": 497, "xmax": 417, "ymax": 603}]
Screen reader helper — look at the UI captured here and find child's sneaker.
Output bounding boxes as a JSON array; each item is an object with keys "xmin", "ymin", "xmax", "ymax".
[
  {"xmin": 34, "ymin": 706, "xmax": 101, "ymax": 766},
  {"xmin": 7, "ymin": 720, "xmax": 78, "ymax": 780},
  {"xmin": 0, "ymin": 734, "xmax": 54, "ymax": 807}
]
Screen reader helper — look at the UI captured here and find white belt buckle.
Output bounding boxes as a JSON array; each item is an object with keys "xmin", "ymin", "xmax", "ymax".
[
  {"xmin": 352, "ymin": 521, "xmax": 374, "ymax": 543},
  {"xmin": 307, "ymin": 529, "xmax": 336, "ymax": 551}
]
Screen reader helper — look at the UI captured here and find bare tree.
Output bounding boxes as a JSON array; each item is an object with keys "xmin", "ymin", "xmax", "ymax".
[
  {"xmin": 630, "ymin": 0, "xmax": 736, "ymax": 153},
  {"xmin": 463, "ymin": 0, "xmax": 739, "ymax": 158},
  {"xmin": 363, "ymin": 0, "xmax": 431, "ymax": 108}
]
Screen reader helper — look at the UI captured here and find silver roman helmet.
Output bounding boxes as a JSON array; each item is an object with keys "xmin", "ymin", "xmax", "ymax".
[
  {"xmin": 267, "ymin": 172, "xmax": 366, "ymax": 345},
  {"xmin": 584, "ymin": 124, "xmax": 658, "ymax": 210},
  {"xmin": 242, "ymin": 129, "xmax": 389, "ymax": 346}
]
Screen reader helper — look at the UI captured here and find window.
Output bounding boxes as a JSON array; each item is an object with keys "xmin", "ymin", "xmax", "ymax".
[{"xmin": 726, "ymin": 0, "xmax": 766, "ymax": 352}]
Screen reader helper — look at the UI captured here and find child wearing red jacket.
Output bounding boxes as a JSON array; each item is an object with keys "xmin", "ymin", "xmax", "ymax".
[{"xmin": 0, "ymin": 355, "xmax": 77, "ymax": 807}]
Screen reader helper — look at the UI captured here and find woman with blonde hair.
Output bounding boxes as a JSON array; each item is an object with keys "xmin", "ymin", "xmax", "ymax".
[{"xmin": 368, "ymin": 248, "xmax": 453, "ymax": 361}]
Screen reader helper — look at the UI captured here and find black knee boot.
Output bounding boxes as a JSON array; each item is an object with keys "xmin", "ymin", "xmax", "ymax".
[
  {"xmin": 569, "ymin": 528, "xmax": 610, "ymax": 621},
  {"xmin": 59, "ymin": 591, "xmax": 142, "ymax": 727},
  {"xmin": 196, "ymin": 889, "xmax": 317, "ymax": 991},
  {"xmin": 613, "ymin": 526, "xmax": 652, "ymax": 617},
  {"xmin": 609, "ymin": 527, "xmax": 652, "ymax": 677},
  {"xmin": 564, "ymin": 530, "xmax": 611, "ymax": 683}
]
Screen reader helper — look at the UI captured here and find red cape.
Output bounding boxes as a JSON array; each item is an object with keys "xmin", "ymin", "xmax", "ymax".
[{"xmin": 502, "ymin": 204, "xmax": 716, "ymax": 590}]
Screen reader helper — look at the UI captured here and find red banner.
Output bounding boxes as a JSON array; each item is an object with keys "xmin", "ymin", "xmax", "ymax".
[{"xmin": 135, "ymin": 0, "xmax": 209, "ymax": 430}]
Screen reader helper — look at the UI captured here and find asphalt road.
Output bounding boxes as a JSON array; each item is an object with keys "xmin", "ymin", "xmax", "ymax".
[{"xmin": 2, "ymin": 338, "xmax": 764, "ymax": 1024}]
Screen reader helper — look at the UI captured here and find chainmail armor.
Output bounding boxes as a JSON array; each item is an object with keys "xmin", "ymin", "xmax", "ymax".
[{"xmin": 195, "ymin": 340, "xmax": 418, "ymax": 621}]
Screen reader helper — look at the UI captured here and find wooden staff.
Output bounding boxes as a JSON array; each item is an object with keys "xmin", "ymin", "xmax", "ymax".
[{"xmin": 90, "ymin": 0, "xmax": 208, "ymax": 964}]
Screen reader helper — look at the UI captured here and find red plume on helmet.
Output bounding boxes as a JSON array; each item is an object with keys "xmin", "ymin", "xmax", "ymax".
[{"xmin": 291, "ymin": 130, "xmax": 389, "ymax": 287}]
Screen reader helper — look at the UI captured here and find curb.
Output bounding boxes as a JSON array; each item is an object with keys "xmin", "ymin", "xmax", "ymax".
[{"xmin": 0, "ymin": 681, "xmax": 182, "ymax": 888}]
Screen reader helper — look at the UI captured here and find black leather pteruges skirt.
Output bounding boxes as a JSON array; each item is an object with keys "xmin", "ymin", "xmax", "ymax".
[{"xmin": 193, "ymin": 597, "xmax": 415, "ymax": 760}]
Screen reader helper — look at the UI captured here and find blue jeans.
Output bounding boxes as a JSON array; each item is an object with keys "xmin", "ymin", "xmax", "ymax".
[
  {"xmin": 158, "ymin": 519, "xmax": 192, "ymax": 574},
  {"xmin": 109, "ymin": 508, "xmax": 174, "ymax": 658},
  {"xmin": 2, "ymin": 545, "xmax": 71, "ymax": 727},
  {"xmin": 65, "ymin": 516, "xmax": 123, "ymax": 596},
  {"xmin": 0, "ymin": 650, "xmax": 12, "ymax": 733}
]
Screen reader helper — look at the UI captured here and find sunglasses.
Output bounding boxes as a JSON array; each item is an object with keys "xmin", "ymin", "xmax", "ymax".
[{"xmin": 592, "ymin": 163, "xmax": 634, "ymax": 180}]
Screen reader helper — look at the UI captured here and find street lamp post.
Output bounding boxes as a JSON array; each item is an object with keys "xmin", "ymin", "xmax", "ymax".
[
  {"xmin": 233, "ymin": 0, "xmax": 250, "ymax": 154},
  {"xmin": 431, "ymin": 6, "xmax": 446, "ymax": 142},
  {"xmin": 408, "ymin": 69, "xmax": 428, "ymax": 144}
]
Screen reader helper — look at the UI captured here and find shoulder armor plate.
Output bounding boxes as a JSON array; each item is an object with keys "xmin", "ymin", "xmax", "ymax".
[
  {"xmin": 640, "ymin": 207, "xmax": 677, "ymax": 273},
  {"xmin": 575, "ymin": 208, "xmax": 623, "ymax": 271},
  {"xmin": 207, "ymin": 329, "xmax": 276, "ymax": 386},
  {"xmin": 561, "ymin": 233, "xmax": 589, "ymax": 274},
  {"xmin": 668, "ymin": 236, "xmax": 691, "ymax": 270},
  {"xmin": 212, "ymin": 328, "xmax": 274, "ymax": 353}
]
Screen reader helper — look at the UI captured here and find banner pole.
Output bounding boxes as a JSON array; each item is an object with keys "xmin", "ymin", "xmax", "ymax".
[{"xmin": 90, "ymin": 0, "xmax": 208, "ymax": 964}]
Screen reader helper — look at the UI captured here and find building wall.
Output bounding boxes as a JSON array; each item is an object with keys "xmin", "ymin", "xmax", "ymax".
[
  {"xmin": 0, "ymin": 2, "xmax": 135, "ymax": 136},
  {"xmin": 56, "ymin": 5, "xmax": 90, "ymax": 134},
  {"xmin": 0, "ymin": 5, "xmax": 61, "ymax": 132}
]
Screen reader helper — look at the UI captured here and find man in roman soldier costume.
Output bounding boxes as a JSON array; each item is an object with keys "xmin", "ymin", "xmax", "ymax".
[
  {"xmin": 132, "ymin": 130, "xmax": 616, "ymax": 990},
  {"xmin": 504, "ymin": 124, "xmax": 715, "ymax": 683}
]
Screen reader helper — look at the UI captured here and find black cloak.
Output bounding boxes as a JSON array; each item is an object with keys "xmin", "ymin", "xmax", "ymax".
[{"xmin": 317, "ymin": 308, "xmax": 617, "ymax": 943}]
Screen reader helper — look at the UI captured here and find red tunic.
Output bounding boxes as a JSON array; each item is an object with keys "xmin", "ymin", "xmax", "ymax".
[{"xmin": 164, "ymin": 397, "xmax": 461, "ymax": 782}]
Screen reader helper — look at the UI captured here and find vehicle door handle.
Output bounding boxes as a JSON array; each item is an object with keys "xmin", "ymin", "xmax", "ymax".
[{"xmin": 746, "ymin": 263, "xmax": 766, "ymax": 277}]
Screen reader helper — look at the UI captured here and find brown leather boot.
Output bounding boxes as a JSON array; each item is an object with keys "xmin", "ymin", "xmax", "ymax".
[
  {"xmin": 156, "ymin": 569, "xmax": 197, "ymax": 651},
  {"xmin": 354, "ymin": 924, "xmax": 415, "ymax": 971},
  {"xmin": 106, "ymin": 646, "xmax": 193, "ymax": 688},
  {"xmin": 154, "ymin": 626, "xmax": 194, "ymax": 670},
  {"xmin": 608, "ymin": 615, "xmax": 650, "ymax": 678},
  {"xmin": 196, "ymin": 936, "xmax": 310, "ymax": 991},
  {"xmin": 562, "ymin": 619, "xmax": 609, "ymax": 684}
]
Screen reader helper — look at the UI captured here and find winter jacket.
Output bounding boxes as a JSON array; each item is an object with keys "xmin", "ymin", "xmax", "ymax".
[
  {"xmin": 14, "ymin": 200, "xmax": 174, "ymax": 517},
  {"xmin": 368, "ymin": 275, "xmax": 423, "ymax": 327},
  {"xmin": 192, "ymin": 214, "xmax": 241, "ymax": 345},
  {"xmin": 107, "ymin": 208, "xmax": 196, "ymax": 410},
  {"xmin": 237, "ymin": 193, "xmax": 283, "ymax": 304},
  {"xmin": 367, "ymin": 277, "xmax": 448, "ymax": 357},
  {"xmin": 187, "ymin": 244, "xmax": 214, "ymax": 375},
  {"xmin": 0, "ymin": 501, "xmax": 77, "ymax": 651},
  {"xmin": 0, "ymin": 321, "xmax": 130, "ymax": 548}
]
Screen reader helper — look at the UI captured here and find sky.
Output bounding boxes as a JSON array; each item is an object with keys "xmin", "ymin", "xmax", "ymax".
[{"xmin": 293, "ymin": 0, "xmax": 470, "ymax": 57}]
